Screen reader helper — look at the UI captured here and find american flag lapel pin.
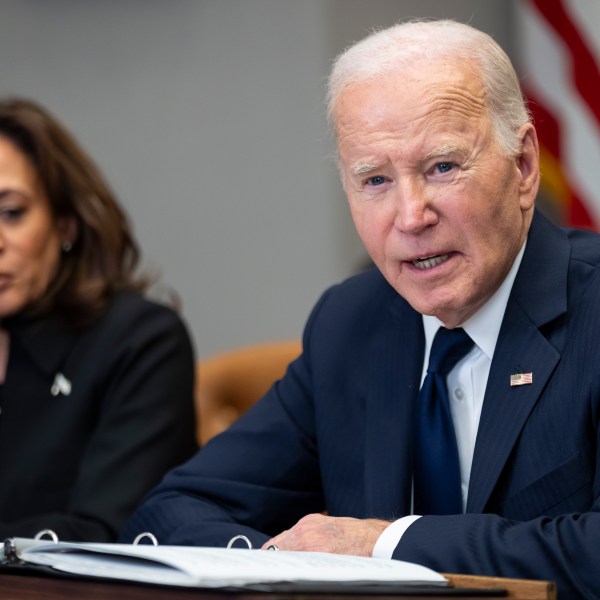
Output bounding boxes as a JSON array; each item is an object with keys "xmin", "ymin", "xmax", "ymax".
[{"xmin": 510, "ymin": 372, "xmax": 533, "ymax": 387}]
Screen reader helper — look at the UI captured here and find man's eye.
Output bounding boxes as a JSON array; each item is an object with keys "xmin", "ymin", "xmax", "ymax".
[
  {"xmin": 366, "ymin": 175, "xmax": 387, "ymax": 186},
  {"xmin": 436, "ymin": 162, "xmax": 454, "ymax": 174}
]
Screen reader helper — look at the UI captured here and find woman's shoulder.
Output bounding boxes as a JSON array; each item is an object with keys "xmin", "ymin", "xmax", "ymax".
[
  {"xmin": 102, "ymin": 289, "xmax": 180, "ymax": 320},
  {"xmin": 90, "ymin": 289, "xmax": 192, "ymax": 344}
]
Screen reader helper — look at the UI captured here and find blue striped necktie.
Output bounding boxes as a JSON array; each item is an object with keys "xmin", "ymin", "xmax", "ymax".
[{"xmin": 413, "ymin": 327, "xmax": 474, "ymax": 515}]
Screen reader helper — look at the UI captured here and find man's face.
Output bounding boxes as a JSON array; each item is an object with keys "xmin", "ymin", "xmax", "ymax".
[{"xmin": 334, "ymin": 61, "xmax": 539, "ymax": 327}]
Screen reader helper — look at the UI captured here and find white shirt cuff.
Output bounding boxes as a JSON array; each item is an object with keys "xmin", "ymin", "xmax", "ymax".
[{"xmin": 372, "ymin": 515, "xmax": 421, "ymax": 558}]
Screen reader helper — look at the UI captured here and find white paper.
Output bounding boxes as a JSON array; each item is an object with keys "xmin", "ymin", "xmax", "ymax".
[{"xmin": 13, "ymin": 538, "xmax": 447, "ymax": 589}]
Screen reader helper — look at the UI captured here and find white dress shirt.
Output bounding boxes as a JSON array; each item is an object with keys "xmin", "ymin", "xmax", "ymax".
[{"xmin": 373, "ymin": 242, "xmax": 526, "ymax": 558}]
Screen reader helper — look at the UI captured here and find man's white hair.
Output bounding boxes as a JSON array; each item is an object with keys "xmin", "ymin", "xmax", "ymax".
[{"xmin": 327, "ymin": 19, "xmax": 531, "ymax": 157}]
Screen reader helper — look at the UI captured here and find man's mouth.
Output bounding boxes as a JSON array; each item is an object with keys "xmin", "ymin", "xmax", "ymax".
[{"xmin": 412, "ymin": 254, "xmax": 449, "ymax": 270}]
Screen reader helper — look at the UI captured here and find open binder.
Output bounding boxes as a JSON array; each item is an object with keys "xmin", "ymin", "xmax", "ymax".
[
  {"xmin": 2, "ymin": 535, "xmax": 445, "ymax": 590},
  {"xmin": 1, "ymin": 531, "xmax": 508, "ymax": 596},
  {"xmin": 2, "ymin": 535, "xmax": 448, "ymax": 591}
]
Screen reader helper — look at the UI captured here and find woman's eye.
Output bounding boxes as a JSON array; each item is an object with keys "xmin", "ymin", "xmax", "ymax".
[
  {"xmin": 0, "ymin": 207, "xmax": 26, "ymax": 222},
  {"xmin": 366, "ymin": 175, "xmax": 387, "ymax": 186}
]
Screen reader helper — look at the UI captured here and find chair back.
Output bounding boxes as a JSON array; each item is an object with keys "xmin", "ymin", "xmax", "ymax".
[{"xmin": 196, "ymin": 340, "xmax": 302, "ymax": 445}]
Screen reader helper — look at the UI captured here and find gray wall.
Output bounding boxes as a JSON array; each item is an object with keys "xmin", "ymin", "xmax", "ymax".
[{"xmin": 0, "ymin": 1, "xmax": 512, "ymax": 358}]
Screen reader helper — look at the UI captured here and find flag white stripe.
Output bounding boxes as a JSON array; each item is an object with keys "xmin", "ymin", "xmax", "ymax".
[
  {"xmin": 566, "ymin": 1, "xmax": 600, "ymax": 64},
  {"xmin": 517, "ymin": 0, "xmax": 600, "ymax": 225}
]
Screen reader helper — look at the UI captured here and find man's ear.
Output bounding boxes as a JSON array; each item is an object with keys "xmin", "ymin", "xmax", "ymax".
[{"xmin": 516, "ymin": 124, "xmax": 540, "ymax": 211}]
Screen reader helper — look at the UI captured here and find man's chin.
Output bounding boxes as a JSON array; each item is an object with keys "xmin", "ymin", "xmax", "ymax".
[{"xmin": 403, "ymin": 295, "xmax": 463, "ymax": 324}]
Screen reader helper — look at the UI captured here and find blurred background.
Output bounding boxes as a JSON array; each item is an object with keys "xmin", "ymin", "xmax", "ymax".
[{"xmin": 1, "ymin": 0, "xmax": 598, "ymax": 358}]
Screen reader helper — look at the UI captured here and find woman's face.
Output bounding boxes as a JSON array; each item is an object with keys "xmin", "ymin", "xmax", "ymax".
[{"xmin": 0, "ymin": 136, "xmax": 71, "ymax": 319}]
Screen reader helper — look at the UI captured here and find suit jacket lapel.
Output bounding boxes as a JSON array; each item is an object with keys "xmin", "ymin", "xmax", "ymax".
[
  {"xmin": 467, "ymin": 212, "xmax": 569, "ymax": 513},
  {"xmin": 364, "ymin": 294, "xmax": 424, "ymax": 519}
]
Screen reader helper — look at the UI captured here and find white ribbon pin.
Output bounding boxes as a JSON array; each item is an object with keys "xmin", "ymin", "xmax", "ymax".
[{"xmin": 51, "ymin": 373, "xmax": 72, "ymax": 397}]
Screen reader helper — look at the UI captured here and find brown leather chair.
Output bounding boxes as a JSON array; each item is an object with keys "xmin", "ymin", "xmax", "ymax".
[{"xmin": 195, "ymin": 340, "xmax": 302, "ymax": 446}]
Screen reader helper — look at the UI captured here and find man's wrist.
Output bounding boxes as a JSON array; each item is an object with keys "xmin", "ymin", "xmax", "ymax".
[{"xmin": 372, "ymin": 515, "xmax": 422, "ymax": 558}]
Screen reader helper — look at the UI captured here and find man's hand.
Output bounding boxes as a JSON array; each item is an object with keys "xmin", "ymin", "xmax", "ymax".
[{"xmin": 261, "ymin": 513, "xmax": 390, "ymax": 556}]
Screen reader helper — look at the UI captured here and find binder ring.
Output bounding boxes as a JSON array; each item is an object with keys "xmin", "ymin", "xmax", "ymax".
[
  {"xmin": 133, "ymin": 532, "xmax": 159, "ymax": 546},
  {"xmin": 34, "ymin": 529, "xmax": 59, "ymax": 543},
  {"xmin": 3, "ymin": 538, "xmax": 17, "ymax": 562},
  {"xmin": 226, "ymin": 534, "xmax": 252, "ymax": 549}
]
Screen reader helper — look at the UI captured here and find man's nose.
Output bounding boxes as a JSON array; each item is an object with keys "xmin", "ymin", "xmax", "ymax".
[{"xmin": 392, "ymin": 181, "xmax": 437, "ymax": 233}]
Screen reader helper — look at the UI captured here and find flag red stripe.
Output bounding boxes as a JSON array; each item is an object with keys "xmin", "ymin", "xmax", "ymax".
[
  {"xmin": 568, "ymin": 190, "xmax": 596, "ymax": 230},
  {"xmin": 525, "ymin": 90, "xmax": 561, "ymax": 157},
  {"xmin": 529, "ymin": 0, "xmax": 600, "ymax": 127},
  {"xmin": 524, "ymin": 89, "xmax": 596, "ymax": 229}
]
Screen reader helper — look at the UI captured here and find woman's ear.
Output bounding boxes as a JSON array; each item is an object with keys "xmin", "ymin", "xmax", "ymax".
[
  {"xmin": 58, "ymin": 215, "xmax": 79, "ymax": 249},
  {"xmin": 517, "ymin": 124, "xmax": 540, "ymax": 211}
]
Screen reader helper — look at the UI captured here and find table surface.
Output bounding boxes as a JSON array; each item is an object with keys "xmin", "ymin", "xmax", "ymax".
[{"xmin": 0, "ymin": 569, "xmax": 556, "ymax": 600}]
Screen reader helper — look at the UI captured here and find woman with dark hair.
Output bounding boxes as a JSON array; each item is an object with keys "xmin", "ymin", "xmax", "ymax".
[{"xmin": 0, "ymin": 98, "xmax": 197, "ymax": 542}]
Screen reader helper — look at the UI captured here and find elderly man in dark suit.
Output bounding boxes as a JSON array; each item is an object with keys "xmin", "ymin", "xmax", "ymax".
[{"xmin": 122, "ymin": 20, "xmax": 600, "ymax": 599}]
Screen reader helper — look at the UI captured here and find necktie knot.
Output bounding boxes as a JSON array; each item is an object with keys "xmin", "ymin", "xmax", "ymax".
[{"xmin": 427, "ymin": 327, "xmax": 473, "ymax": 375}]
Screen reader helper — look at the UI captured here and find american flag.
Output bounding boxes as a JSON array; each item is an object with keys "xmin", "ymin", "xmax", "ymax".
[
  {"xmin": 516, "ymin": 0, "xmax": 600, "ymax": 229},
  {"xmin": 510, "ymin": 372, "xmax": 533, "ymax": 387}
]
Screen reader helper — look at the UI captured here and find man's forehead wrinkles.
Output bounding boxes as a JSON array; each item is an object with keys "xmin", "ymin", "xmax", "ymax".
[
  {"xmin": 338, "ymin": 88, "xmax": 488, "ymax": 175},
  {"xmin": 429, "ymin": 88, "xmax": 486, "ymax": 118}
]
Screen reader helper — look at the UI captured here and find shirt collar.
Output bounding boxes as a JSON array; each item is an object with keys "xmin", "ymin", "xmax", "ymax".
[{"xmin": 423, "ymin": 240, "xmax": 527, "ymax": 360}]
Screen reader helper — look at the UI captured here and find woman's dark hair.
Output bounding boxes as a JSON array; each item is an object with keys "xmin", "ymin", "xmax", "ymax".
[{"xmin": 0, "ymin": 97, "xmax": 148, "ymax": 324}]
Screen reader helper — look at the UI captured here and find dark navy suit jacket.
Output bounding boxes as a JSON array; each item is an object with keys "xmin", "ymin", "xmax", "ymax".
[{"xmin": 122, "ymin": 211, "xmax": 600, "ymax": 599}]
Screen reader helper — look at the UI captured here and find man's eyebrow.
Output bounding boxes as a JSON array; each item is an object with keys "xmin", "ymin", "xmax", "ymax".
[
  {"xmin": 349, "ymin": 145, "xmax": 468, "ymax": 175},
  {"xmin": 349, "ymin": 163, "xmax": 381, "ymax": 176},
  {"xmin": 423, "ymin": 144, "xmax": 466, "ymax": 161}
]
